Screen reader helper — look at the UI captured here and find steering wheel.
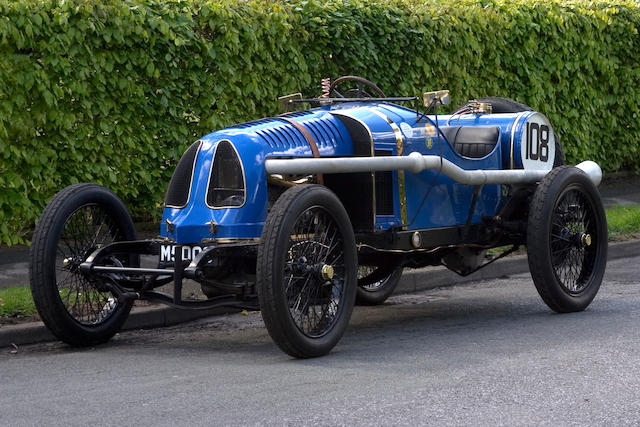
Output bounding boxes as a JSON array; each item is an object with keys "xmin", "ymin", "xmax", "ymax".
[{"xmin": 329, "ymin": 75, "xmax": 386, "ymax": 98}]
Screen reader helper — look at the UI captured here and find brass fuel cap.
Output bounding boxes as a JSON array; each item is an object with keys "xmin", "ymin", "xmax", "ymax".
[
  {"xmin": 321, "ymin": 264, "xmax": 334, "ymax": 281},
  {"xmin": 581, "ymin": 233, "xmax": 592, "ymax": 247}
]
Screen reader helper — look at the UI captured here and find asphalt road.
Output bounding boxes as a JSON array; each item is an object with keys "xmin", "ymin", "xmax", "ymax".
[{"xmin": 2, "ymin": 255, "xmax": 640, "ymax": 426}]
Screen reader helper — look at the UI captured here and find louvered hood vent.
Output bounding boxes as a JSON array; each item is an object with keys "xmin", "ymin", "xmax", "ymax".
[{"xmin": 255, "ymin": 116, "xmax": 344, "ymax": 151}]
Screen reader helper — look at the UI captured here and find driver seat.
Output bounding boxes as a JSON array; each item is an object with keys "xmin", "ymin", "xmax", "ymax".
[{"xmin": 440, "ymin": 126, "xmax": 500, "ymax": 159}]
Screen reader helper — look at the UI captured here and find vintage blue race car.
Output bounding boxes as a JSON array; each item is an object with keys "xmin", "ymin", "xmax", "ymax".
[{"xmin": 30, "ymin": 76, "xmax": 608, "ymax": 358}]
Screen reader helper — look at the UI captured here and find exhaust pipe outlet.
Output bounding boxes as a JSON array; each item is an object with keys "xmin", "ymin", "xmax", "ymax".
[{"xmin": 575, "ymin": 160, "xmax": 602, "ymax": 187}]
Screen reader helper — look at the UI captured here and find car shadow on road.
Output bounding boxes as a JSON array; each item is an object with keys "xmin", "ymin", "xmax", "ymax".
[{"xmin": 12, "ymin": 280, "xmax": 637, "ymax": 365}]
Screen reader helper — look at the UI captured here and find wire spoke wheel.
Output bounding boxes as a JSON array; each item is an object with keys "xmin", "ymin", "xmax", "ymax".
[
  {"xmin": 257, "ymin": 184, "xmax": 357, "ymax": 358},
  {"xmin": 30, "ymin": 184, "xmax": 137, "ymax": 346},
  {"xmin": 55, "ymin": 204, "xmax": 123, "ymax": 325},
  {"xmin": 549, "ymin": 188, "xmax": 598, "ymax": 294},
  {"xmin": 284, "ymin": 206, "xmax": 345, "ymax": 338},
  {"xmin": 358, "ymin": 266, "xmax": 384, "ymax": 290},
  {"xmin": 355, "ymin": 264, "xmax": 403, "ymax": 306},
  {"xmin": 527, "ymin": 166, "xmax": 607, "ymax": 313}
]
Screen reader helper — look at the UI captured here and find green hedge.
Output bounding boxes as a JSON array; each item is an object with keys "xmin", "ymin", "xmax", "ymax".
[{"xmin": 0, "ymin": 0, "xmax": 639, "ymax": 245}]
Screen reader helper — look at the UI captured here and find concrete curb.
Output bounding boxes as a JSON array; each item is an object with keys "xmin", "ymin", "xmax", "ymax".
[
  {"xmin": 1, "ymin": 305, "xmax": 240, "ymax": 348},
  {"xmin": 2, "ymin": 239, "xmax": 639, "ymax": 349}
]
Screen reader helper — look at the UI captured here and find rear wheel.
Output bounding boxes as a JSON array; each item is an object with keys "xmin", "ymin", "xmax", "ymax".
[
  {"xmin": 527, "ymin": 167, "xmax": 607, "ymax": 312},
  {"xmin": 29, "ymin": 184, "xmax": 137, "ymax": 346},
  {"xmin": 355, "ymin": 264, "xmax": 403, "ymax": 306},
  {"xmin": 257, "ymin": 185, "xmax": 357, "ymax": 358}
]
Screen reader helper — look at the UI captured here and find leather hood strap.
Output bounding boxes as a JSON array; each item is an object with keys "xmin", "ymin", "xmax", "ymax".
[{"xmin": 276, "ymin": 117, "xmax": 324, "ymax": 185}]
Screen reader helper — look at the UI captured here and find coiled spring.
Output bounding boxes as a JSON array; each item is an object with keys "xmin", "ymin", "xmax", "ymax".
[{"xmin": 321, "ymin": 77, "xmax": 331, "ymax": 98}]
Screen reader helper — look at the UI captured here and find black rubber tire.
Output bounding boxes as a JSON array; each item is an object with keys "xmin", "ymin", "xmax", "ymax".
[
  {"xmin": 468, "ymin": 96, "xmax": 533, "ymax": 114},
  {"xmin": 29, "ymin": 183, "xmax": 137, "ymax": 346},
  {"xmin": 456, "ymin": 97, "xmax": 564, "ymax": 167},
  {"xmin": 527, "ymin": 166, "xmax": 608, "ymax": 313},
  {"xmin": 355, "ymin": 265, "xmax": 403, "ymax": 306},
  {"xmin": 257, "ymin": 184, "xmax": 357, "ymax": 358}
]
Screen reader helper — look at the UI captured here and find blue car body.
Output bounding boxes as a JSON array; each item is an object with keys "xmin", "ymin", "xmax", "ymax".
[{"xmin": 161, "ymin": 102, "xmax": 542, "ymax": 244}]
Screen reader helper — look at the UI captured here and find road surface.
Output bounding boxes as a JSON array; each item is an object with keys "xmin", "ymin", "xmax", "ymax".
[{"xmin": 2, "ymin": 255, "xmax": 640, "ymax": 426}]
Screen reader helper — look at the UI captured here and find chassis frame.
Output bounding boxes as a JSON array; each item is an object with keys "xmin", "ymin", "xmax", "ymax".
[
  {"xmin": 79, "ymin": 240, "xmax": 261, "ymax": 311},
  {"xmin": 78, "ymin": 204, "xmax": 525, "ymax": 313}
]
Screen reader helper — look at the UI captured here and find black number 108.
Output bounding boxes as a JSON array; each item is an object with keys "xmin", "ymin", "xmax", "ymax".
[{"xmin": 526, "ymin": 122, "xmax": 549, "ymax": 162}]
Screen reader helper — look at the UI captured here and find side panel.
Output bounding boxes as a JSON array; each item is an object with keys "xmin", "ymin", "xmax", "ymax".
[
  {"xmin": 330, "ymin": 107, "xmax": 406, "ymax": 231},
  {"xmin": 335, "ymin": 104, "xmax": 506, "ymax": 231}
]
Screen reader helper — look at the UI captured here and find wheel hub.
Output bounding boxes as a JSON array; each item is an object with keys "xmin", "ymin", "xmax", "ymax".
[
  {"xmin": 62, "ymin": 255, "xmax": 85, "ymax": 272},
  {"xmin": 321, "ymin": 264, "xmax": 334, "ymax": 281}
]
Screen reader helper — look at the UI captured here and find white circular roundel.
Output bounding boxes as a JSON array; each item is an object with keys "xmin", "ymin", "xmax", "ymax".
[{"xmin": 520, "ymin": 112, "xmax": 555, "ymax": 171}]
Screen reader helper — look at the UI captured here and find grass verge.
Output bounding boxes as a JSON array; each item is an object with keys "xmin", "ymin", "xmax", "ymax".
[
  {"xmin": 0, "ymin": 286, "xmax": 38, "ymax": 324},
  {"xmin": 606, "ymin": 204, "xmax": 640, "ymax": 241}
]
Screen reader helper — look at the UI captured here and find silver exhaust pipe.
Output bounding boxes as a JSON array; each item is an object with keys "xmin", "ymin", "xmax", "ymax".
[
  {"xmin": 265, "ymin": 152, "xmax": 602, "ymax": 186},
  {"xmin": 574, "ymin": 160, "xmax": 602, "ymax": 186}
]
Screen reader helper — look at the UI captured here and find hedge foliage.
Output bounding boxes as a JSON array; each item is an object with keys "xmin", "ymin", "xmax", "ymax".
[{"xmin": 0, "ymin": 0, "xmax": 639, "ymax": 245}]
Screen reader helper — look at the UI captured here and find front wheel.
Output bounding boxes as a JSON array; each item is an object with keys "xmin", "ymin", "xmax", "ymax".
[
  {"xmin": 527, "ymin": 166, "xmax": 608, "ymax": 312},
  {"xmin": 29, "ymin": 183, "xmax": 138, "ymax": 346},
  {"xmin": 257, "ymin": 185, "xmax": 357, "ymax": 358}
]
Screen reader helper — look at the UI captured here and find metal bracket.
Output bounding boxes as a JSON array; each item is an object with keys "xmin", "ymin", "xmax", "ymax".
[
  {"xmin": 278, "ymin": 93, "xmax": 302, "ymax": 113},
  {"xmin": 466, "ymin": 99, "xmax": 493, "ymax": 114},
  {"xmin": 423, "ymin": 90, "xmax": 450, "ymax": 107}
]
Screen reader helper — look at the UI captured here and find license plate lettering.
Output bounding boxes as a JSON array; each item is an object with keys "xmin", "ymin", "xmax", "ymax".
[{"xmin": 160, "ymin": 245, "xmax": 203, "ymax": 262}]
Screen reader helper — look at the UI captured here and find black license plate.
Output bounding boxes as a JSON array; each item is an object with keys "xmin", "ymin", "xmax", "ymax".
[{"xmin": 159, "ymin": 244, "xmax": 204, "ymax": 262}]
